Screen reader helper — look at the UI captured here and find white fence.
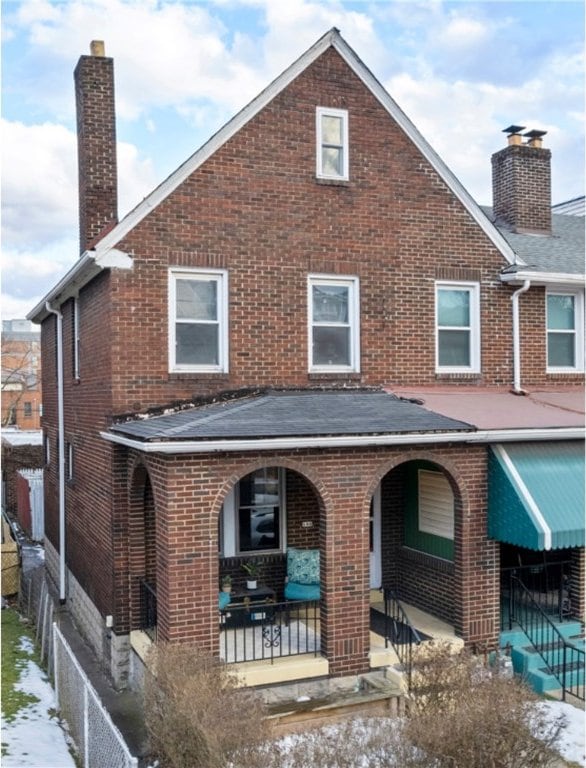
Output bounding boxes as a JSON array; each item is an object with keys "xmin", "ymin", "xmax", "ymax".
[
  {"xmin": 53, "ymin": 624, "xmax": 138, "ymax": 768},
  {"xmin": 17, "ymin": 468, "xmax": 44, "ymax": 540}
]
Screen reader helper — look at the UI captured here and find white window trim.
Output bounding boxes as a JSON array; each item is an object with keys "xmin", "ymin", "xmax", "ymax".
[
  {"xmin": 435, "ymin": 281, "xmax": 481, "ymax": 373},
  {"xmin": 220, "ymin": 470, "xmax": 286, "ymax": 557},
  {"xmin": 308, "ymin": 274, "xmax": 360, "ymax": 373},
  {"xmin": 316, "ymin": 107, "xmax": 349, "ymax": 180},
  {"xmin": 418, "ymin": 469, "xmax": 454, "ymax": 540},
  {"xmin": 546, "ymin": 288, "xmax": 584, "ymax": 373},
  {"xmin": 168, "ymin": 268, "xmax": 229, "ymax": 373}
]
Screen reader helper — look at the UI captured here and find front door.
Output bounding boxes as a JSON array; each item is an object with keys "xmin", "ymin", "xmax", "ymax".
[{"xmin": 369, "ymin": 485, "xmax": 381, "ymax": 589}]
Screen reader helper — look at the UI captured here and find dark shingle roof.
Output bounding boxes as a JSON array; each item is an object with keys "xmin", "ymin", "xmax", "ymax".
[
  {"xmin": 481, "ymin": 206, "xmax": 585, "ymax": 275},
  {"xmin": 109, "ymin": 390, "xmax": 474, "ymax": 442}
]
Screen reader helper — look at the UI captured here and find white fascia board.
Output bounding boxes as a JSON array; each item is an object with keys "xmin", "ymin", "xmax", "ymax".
[
  {"xmin": 329, "ymin": 36, "xmax": 517, "ymax": 267},
  {"xmin": 27, "ymin": 248, "xmax": 133, "ymax": 323},
  {"xmin": 100, "ymin": 427, "xmax": 584, "ymax": 454},
  {"xmin": 90, "ymin": 31, "xmax": 340, "ymax": 258},
  {"xmin": 500, "ymin": 270, "xmax": 585, "ymax": 287},
  {"xmin": 88, "ymin": 30, "xmax": 516, "ymax": 270}
]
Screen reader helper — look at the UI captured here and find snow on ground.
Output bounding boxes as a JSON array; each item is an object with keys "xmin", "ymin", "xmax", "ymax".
[
  {"xmin": 537, "ymin": 700, "xmax": 586, "ymax": 767},
  {"xmin": 3, "ymin": 633, "xmax": 584, "ymax": 768},
  {"xmin": 1, "ymin": 638, "xmax": 76, "ymax": 768}
]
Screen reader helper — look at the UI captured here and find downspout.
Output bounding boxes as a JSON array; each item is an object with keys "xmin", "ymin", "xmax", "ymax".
[
  {"xmin": 511, "ymin": 280, "xmax": 531, "ymax": 394},
  {"xmin": 45, "ymin": 301, "xmax": 67, "ymax": 604}
]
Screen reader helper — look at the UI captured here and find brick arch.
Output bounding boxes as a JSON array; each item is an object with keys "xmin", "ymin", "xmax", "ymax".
[
  {"xmin": 128, "ymin": 459, "xmax": 157, "ymax": 632},
  {"xmin": 366, "ymin": 450, "xmax": 469, "ymax": 513},
  {"xmin": 208, "ymin": 455, "xmax": 332, "ymax": 532},
  {"xmin": 366, "ymin": 450, "xmax": 476, "ymax": 640}
]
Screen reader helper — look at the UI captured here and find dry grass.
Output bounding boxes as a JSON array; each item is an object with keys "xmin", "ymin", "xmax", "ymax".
[
  {"xmin": 143, "ymin": 641, "xmax": 269, "ymax": 768},
  {"xmin": 144, "ymin": 640, "xmax": 566, "ymax": 768},
  {"xmin": 402, "ymin": 641, "xmax": 565, "ymax": 768}
]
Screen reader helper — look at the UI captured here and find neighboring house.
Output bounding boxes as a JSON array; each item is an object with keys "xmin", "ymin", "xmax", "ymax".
[
  {"xmin": 1, "ymin": 320, "xmax": 42, "ymax": 430},
  {"xmin": 28, "ymin": 30, "xmax": 584, "ymax": 693},
  {"xmin": 1, "ymin": 428, "xmax": 43, "ymax": 525}
]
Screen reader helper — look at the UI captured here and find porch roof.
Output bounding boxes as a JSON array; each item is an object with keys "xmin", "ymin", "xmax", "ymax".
[
  {"xmin": 488, "ymin": 441, "xmax": 585, "ymax": 550},
  {"xmin": 109, "ymin": 390, "xmax": 474, "ymax": 442}
]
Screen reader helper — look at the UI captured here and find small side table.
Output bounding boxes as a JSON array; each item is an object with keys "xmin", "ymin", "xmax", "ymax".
[{"xmin": 221, "ymin": 584, "xmax": 276, "ymax": 626}]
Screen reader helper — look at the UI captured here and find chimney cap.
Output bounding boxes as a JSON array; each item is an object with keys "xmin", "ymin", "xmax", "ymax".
[
  {"xmin": 502, "ymin": 125, "xmax": 526, "ymax": 136},
  {"xmin": 523, "ymin": 129, "xmax": 547, "ymax": 139},
  {"xmin": 90, "ymin": 40, "xmax": 105, "ymax": 56}
]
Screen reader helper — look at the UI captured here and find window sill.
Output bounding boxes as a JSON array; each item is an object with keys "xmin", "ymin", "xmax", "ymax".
[
  {"xmin": 308, "ymin": 372, "xmax": 362, "ymax": 381},
  {"xmin": 401, "ymin": 546, "xmax": 454, "ymax": 573},
  {"xmin": 435, "ymin": 372, "xmax": 481, "ymax": 381},
  {"xmin": 169, "ymin": 372, "xmax": 230, "ymax": 381},
  {"xmin": 315, "ymin": 177, "xmax": 350, "ymax": 187}
]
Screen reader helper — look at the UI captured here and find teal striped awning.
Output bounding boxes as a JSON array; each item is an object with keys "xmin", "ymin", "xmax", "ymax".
[{"xmin": 488, "ymin": 441, "xmax": 585, "ymax": 551}]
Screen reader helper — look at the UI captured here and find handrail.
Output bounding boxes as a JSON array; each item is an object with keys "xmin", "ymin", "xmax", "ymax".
[
  {"xmin": 502, "ymin": 561, "xmax": 573, "ymax": 626},
  {"xmin": 382, "ymin": 588, "xmax": 422, "ymax": 690},
  {"xmin": 510, "ymin": 576, "xmax": 584, "ymax": 702}
]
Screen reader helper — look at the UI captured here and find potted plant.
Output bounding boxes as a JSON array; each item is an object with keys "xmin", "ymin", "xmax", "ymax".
[
  {"xmin": 241, "ymin": 560, "xmax": 261, "ymax": 590},
  {"xmin": 220, "ymin": 574, "xmax": 232, "ymax": 593}
]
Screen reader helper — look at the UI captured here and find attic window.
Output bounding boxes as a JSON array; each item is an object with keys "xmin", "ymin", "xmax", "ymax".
[{"xmin": 316, "ymin": 107, "xmax": 349, "ymax": 180}]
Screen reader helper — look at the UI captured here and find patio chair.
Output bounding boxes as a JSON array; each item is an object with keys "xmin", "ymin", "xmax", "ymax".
[{"xmin": 284, "ymin": 547, "xmax": 320, "ymax": 601}]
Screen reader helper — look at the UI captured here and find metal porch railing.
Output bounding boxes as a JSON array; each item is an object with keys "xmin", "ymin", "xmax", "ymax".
[
  {"xmin": 510, "ymin": 575, "xmax": 584, "ymax": 702},
  {"xmin": 382, "ymin": 588, "xmax": 422, "ymax": 691},
  {"xmin": 502, "ymin": 561, "xmax": 573, "ymax": 627},
  {"xmin": 220, "ymin": 599, "xmax": 320, "ymax": 664},
  {"xmin": 139, "ymin": 580, "xmax": 157, "ymax": 641}
]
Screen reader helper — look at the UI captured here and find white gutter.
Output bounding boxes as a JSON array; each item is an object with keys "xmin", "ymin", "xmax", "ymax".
[
  {"xmin": 45, "ymin": 302, "xmax": 67, "ymax": 603},
  {"xmin": 511, "ymin": 280, "xmax": 531, "ymax": 393},
  {"xmin": 28, "ymin": 248, "xmax": 132, "ymax": 324},
  {"xmin": 100, "ymin": 426, "xmax": 584, "ymax": 454},
  {"xmin": 501, "ymin": 270, "xmax": 585, "ymax": 287},
  {"xmin": 493, "ymin": 444, "xmax": 552, "ymax": 549}
]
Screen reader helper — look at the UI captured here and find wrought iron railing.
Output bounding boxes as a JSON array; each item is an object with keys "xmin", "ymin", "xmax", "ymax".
[
  {"xmin": 139, "ymin": 580, "xmax": 157, "ymax": 641},
  {"xmin": 220, "ymin": 599, "xmax": 320, "ymax": 664},
  {"xmin": 502, "ymin": 561, "xmax": 573, "ymax": 627},
  {"xmin": 510, "ymin": 576, "xmax": 584, "ymax": 702},
  {"xmin": 382, "ymin": 588, "xmax": 422, "ymax": 690}
]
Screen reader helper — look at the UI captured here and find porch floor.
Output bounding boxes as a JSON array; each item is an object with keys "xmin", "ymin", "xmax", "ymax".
[{"xmin": 369, "ymin": 591, "xmax": 463, "ymax": 651}]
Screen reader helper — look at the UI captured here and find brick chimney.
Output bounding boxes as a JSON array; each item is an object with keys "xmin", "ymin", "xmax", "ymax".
[
  {"xmin": 74, "ymin": 40, "xmax": 118, "ymax": 255},
  {"xmin": 491, "ymin": 126, "xmax": 551, "ymax": 235}
]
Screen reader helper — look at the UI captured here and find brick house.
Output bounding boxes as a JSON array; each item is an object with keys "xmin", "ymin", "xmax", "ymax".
[
  {"xmin": 1, "ymin": 320, "xmax": 42, "ymax": 430},
  {"xmin": 28, "ymin": 30, "xmax": 584, "ymax": 691}
]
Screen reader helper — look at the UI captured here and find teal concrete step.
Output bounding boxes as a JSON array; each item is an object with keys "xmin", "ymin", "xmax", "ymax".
[{"xmin": 500, "ymin": 621, "xmax": 584, "ymax": 696}]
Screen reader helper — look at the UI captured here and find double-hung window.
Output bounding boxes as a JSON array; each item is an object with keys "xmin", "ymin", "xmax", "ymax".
[
  {"xmin": 546, "ymin": 291, "xmax": 584, "ymax": 371},
  {"xmin": 219, "ymin": 468, "xmax": 284, "ymax": 556},
  {"xmin": 316, "ymin": 107, "xmax": 349, "ymax": 180},
  {"xmin": 169, "ymin": 269, "xmax": 228, "ymax": 372},
  {"xmin": 309, "ymin": 275, "xmax": 360, "ymax": 372},
  {"xmin": 435, "ymin": 281, "xmax": 480, "ymax": 372}
]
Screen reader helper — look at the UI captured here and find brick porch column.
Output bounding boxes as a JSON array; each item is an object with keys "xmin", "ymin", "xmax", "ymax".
[{"xmin": 321, "ymin": 482, "xmax": 371, "ymax": 677}]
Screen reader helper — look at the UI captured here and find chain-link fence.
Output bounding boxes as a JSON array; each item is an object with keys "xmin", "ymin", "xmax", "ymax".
[{"xmin": 53, "ymin": 623, "xmax": 138, "ymax": 768}]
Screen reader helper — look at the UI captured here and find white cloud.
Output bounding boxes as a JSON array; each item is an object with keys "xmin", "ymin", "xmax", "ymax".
[{"xmin": 1, "ymin": 119, "xmax": 78, "ymax": 247}]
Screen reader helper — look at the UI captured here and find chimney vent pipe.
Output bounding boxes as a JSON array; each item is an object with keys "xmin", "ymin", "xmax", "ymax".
[{"xmin": 90, "ymin": 40, "xmax": 105, "ymax": 56}]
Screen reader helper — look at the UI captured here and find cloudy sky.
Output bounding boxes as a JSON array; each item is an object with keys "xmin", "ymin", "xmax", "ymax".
[{"xmin": 2, "ymin": 0, "xmax": 584, "ymax": 320}]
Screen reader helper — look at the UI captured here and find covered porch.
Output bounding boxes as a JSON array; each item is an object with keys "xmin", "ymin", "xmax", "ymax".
[{"xmin": 110, "ymin": 390, "xmax": 496, "ymax": 685}]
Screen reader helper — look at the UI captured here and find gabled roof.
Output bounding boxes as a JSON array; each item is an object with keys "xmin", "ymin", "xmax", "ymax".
[
  {"xmin": 481, "ymin": 207, "xmax": 585, "ymax": 284},
  {"xmin": 29, "ymin": 28, "xmax": 516, "ymax": 323}
]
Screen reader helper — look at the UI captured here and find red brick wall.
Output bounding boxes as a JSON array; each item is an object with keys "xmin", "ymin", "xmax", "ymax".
[
  {"xmin": 74, "ymin": 51, "xmax": 118, "ymax": 254},
  {"xmin": 38, "ymin": 43, "xmax": 575, "ymax": 677},
  {"xmin": 492, "ymin": 143, "xmax": 551, "ymax": 234},
  {"xmin": 121, "ymin": 443, "xmax": 497, "ymax": 676}
]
